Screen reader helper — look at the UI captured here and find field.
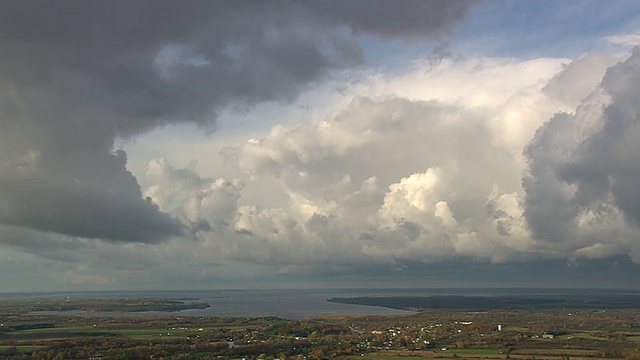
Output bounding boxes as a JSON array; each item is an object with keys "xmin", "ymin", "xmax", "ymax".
[
  {"xmin": 557, "ymin": 332, "xmax": 607, "ymax": 341},
  {"xmin": 1, "ymin": 295, "xmax": 639, "ymax": 359},
  {"xmin": 342, "ymin": 354, "xmax": 436, "ymax": 360},
  {"xmin": 339, "ymin": 349, "xmax": 607, "ymax": 360},
  {"xmin": 328, "ymin": 293, "xmax": 640, "ymax": 311},
  {"xmin": 4, "ymin": 325, "xmax": 206, "ymax": 340},
  {"xmin": 443, "ymin": 349, "xmax": 502, "ymax": 354}
]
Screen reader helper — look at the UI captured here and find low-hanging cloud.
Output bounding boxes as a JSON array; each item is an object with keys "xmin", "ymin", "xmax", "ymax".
[{"xmin": 0, "ymin": 0, "xmax": 477, "ymax": 243}]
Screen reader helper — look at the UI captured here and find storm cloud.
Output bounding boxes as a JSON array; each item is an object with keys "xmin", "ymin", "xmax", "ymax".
[
  {"xmin": 3, "ymin": 1, "xmax": 640, "ymax": 291},
  {"xmin": 0, "ymin": 0, "xmax": 476, "ymax": 243},
  {"xmin": 524, "ymin": 48, "xmax": 640, "ymax": 262},
  {"xmin": 148, "ymin": 49, "xmax": 640, "ymax": 275}
]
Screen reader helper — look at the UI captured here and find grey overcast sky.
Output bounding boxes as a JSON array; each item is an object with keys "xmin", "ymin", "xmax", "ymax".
[{"xmin": 2, "ymin": 0, "xmax": 640, "ymax": 292}]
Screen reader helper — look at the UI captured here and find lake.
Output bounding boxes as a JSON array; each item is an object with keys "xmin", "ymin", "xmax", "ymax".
[{"xmin": 2, "ymin": 288, "xmax": 637, "ymax": 320}]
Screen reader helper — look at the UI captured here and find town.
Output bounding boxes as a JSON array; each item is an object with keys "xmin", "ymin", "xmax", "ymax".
[{"xmin": 1, "ymin": 296, "xmax": 640, "ymax": 359}]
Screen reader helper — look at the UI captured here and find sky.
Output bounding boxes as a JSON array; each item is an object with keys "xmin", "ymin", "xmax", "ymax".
[{"xmin": 2, "ymin": 0, "xmax": 640, "ymax": 292}]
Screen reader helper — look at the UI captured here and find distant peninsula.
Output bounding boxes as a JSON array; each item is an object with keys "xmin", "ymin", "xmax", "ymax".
[
  {"xmin": 0, "ymin": 297, "xmax": 211, "ymax": 314},
  {"xmin": 328, "ymin": 293, "xmax": 640, "ymax": 311}
]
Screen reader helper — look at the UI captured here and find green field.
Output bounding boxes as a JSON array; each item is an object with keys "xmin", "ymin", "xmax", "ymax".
[
  {"xmin": 558, "ymin": 332, "xmax": 607, "ymax": 341},
  {"xmin": 341, "ymin": 350, "xmax": 501, "ymax": 360},
  {"xmin": 10, "ymin": 326, "xmax": 202, "ymax": 340},
  {"xmin": 341, "ymin": 355, "xmax": 436, "ymax": 360},
  {"xmin": 443, "ymin": 349, "xmax": 501, "ymax": 354}
]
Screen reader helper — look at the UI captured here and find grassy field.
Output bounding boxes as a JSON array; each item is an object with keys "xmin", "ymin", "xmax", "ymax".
[
  {"xmin": 8, "ymin": 326, "xmax": 203, "ymax": 340},
  {"xmin": 341, "ymin": 349, "xmax": 501, "ymax": 360},
  {"xmin": 193, "ymin": 351, "xmax": 215, "ymax": 357},
  {"xmin": 511, "ymin": 348, "xmax": 602, "ymax": 356},
  {"xmin": 443, "ymin": 349, "xmax": 501, "ymax": 354},
  {"xmin": 109, "ymin": 328, "xmax": 194, "ymax": 339},
  {"xmin": 341, "ymin": 355, "xmax": 436, "ymax": 360},
  {"xmin": 558, "ymin": 332, "xmax": 607, "ymax": 341},
  {"xmin": 10, "ymin": 326, "xmax": 92, "ymax": 334}
]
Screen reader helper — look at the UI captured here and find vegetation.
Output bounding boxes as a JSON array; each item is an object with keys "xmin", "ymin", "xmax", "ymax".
[
  {"xmin": 0, "ymin": 295, "xmax": 640, "ymax": 359},
  {"xmin": 0, "ymin": 297, "xmax": 209, "ymax": 314},
  {"xmin": 328, "ymin": 293, "xmax": 640, "ymax": 311}
]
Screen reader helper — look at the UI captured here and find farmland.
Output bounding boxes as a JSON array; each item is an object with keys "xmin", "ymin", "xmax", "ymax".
[{"xmin": 1, "ymin": 295, "xmax": 640, "ymax": 359}]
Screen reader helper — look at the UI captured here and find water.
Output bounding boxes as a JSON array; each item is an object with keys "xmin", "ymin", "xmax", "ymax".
[
  {"xmin": 173, "ymin": 289, "xmax": 415, "ymax": 319},
  {"xmin": 1, "ymin": 288, "xmax": 638, "ymax": 320},
  {"xmin": 0, "ymin": 288, "xmax": 415, "ymax": 320}
]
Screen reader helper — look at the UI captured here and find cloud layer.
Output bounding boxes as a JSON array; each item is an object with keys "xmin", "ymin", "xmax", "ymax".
[
  {"xmin": 525, "ymin": 48, "xmax": 640, "ymax": 262},
  {"xmin": 0, "ymin": 0, "xmax": 475, "ymax": 242},
  {"xmin": 135, "ymin": 50, "xmax": 640, "ymax": 280},
  {"xmin": 2, "ymin": 1, "xmax": 640, "ymax": 290}
]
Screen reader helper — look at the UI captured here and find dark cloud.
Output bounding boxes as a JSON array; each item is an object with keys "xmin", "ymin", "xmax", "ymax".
[
  {"xmin": 0, "ymin": 0, "xmax": 476, "ymax": 137},
  {"xmin": 524, "ymin": 49, "xmax": 640, "ymax": 245},
  {"xmin": 523, "ymin": 112, "xmax": 581, "ymax": 242},
  {"xmin": 272, "ymin": 257, "xmax": 640, "ymax": 289},
  {"xmin": 0, "ymin": 0, "xmax": 476, "ymax": 243},
  {"xmin": 305, "ymin": 0, "xmax": 476, "ymax": 39},
  {"xmin": 0, "ymin": 176, "xmax": 181, "ymax": 242},
  {"xmin": 574, "ymin": 48, "xmax": 640, "ymax": 226}
]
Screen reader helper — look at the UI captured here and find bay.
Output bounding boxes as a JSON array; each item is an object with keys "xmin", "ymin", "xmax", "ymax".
[{"xmin": 2, "ymin": 288, "xmax": 637, "ymax": 320}]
